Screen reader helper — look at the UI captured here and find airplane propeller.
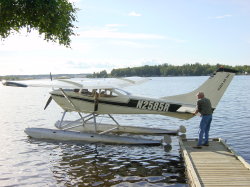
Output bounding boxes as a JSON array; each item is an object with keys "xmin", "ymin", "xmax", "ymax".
[
  {"xmin": 44, "ymin": 72, "xmax": 53, "ymax": 110},
  {"xmin": 44, "ymin": 96, "xmax": 53, "ymax": 110}
]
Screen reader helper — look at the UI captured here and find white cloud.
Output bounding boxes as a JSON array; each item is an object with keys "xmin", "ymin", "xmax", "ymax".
[
  {"xmin": 64, "ymin": 57, "xmax": 156, "ymax": 73},
  {"xmin": 110, "ymin": 41, "xmax": 156, "ymax": 48},
  {"xmin": 128, "ymin": 11, "xmax": 142, "ymax": 17},
  {"xmin": 79, "ymin": 25, "xmax": 186, "ymax": 43},
  {"xmin": 79, "ymin": 28, "xmax": 165, "ymax": 40}
]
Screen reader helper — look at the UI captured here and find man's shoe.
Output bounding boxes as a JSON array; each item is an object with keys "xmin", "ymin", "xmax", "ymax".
[
  {"xmin": 202, "ymin": 143, "xmax": 209, "ymax": 146},
  {"xmin": 193, "ymin": 146, "xmax": 202, "ymax": 149}
]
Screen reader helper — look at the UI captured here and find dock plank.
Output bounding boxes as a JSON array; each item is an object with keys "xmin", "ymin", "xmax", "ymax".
[{"xmin": 179, "ymin": 138, "xmax": 250, "ymax": 187}]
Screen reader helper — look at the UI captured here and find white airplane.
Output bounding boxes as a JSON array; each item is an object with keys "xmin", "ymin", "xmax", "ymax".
[{"xmin": 2, "ymin": 67, "xmax": 237, "ymax": 145}]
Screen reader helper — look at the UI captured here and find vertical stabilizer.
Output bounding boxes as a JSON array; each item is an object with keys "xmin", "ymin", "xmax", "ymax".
[{"xmin": 162, "ymin": 68, "xmax": 237, "ymax": 110}]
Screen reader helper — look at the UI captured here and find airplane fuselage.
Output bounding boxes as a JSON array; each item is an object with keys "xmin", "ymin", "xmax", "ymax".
[{"xmin": 50, "ymin": 88, "xmax": 192, "ymax": 119}]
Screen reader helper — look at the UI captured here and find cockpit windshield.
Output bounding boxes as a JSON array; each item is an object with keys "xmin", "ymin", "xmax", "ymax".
[{"xmin": 113, "ymin": 88, "xmax": 131, "ymax": 96}]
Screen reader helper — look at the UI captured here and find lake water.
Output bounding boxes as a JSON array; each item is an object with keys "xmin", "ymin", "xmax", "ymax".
[{"xmin": 0, "ymin": 76, "xmax": 249, "ymax": 186}]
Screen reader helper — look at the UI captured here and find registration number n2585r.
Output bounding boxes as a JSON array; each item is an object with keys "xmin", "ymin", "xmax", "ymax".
[{"xmin": 136, "ymin": 100, "xmax": 170, "ymax": 112}]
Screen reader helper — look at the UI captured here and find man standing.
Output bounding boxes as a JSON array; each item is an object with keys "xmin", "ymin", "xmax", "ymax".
[{"xmin": 193, "ymin": 92, "xmax": 213, "ymax": 149}]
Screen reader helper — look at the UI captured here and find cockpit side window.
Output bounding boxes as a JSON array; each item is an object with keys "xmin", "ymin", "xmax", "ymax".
[
  {"xmin": 99, "ymin": 89, "xmax": 118, "ymax": 97},
  {"xmin": 77, "ymin": 88, "xmax": 121, "ymax": 97},
  {"xmin": 78, "ymin": 89, "xmax": 92, "ymax": 96}
]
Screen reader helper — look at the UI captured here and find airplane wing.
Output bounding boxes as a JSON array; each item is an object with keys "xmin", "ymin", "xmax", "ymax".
[
  {"xmin": 1, "ymin": 77, "xmax": 149, "ymax": 89},
  {"xmin": 2, "ymin": 79, "xmax": 77, "ymax": 88}
]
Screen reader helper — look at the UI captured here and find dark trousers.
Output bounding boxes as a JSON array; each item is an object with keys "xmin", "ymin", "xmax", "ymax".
[{"xmin": 198, "ymin": 114, "xmax": 212, "ymax": 146}]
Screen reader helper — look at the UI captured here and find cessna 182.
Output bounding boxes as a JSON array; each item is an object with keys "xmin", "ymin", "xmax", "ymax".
[{"xmin": 2, "ymin": 67, "xmax": 237, "ymax": 145}]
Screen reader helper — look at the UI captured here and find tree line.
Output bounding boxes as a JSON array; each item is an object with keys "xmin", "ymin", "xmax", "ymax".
[{"xmin": 89, "ymin": 63, "xmax": 250, "ymax": 78}]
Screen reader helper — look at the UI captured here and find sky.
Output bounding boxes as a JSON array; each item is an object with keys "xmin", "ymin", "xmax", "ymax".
[{"xmin": 0, "ymin": 0, "xmax": 250, "ymax": 75}]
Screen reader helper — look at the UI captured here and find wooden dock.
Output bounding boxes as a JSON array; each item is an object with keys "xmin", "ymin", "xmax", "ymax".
[{"xmin": 179, "ymin": 138, "xmax": 250, "ymax": 187}]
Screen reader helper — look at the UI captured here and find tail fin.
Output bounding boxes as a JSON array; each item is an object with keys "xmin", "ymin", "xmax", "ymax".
[{"xmin": 162, "ymin": 67, "xmax": 237, "ymax": 111}]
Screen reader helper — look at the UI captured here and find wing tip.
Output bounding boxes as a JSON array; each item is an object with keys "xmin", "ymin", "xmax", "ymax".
[{"xmin": 2, "ymin": 80, "xmax": 28, "ymax": 87}]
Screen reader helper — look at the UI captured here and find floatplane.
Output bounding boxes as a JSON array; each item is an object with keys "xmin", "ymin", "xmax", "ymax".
[{"xmin": 2, "ymin": 67, "xmax": 237, "ymax": 145}]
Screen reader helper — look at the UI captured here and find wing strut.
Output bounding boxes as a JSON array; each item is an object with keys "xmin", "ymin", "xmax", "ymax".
[
  {"xmin": 93, "ymin": 91, "xmax": 100, "ymax": 132},
  {"xmin": 58, "ymin": 110, "xmax": 67, "ymax": 128},
  {"xmin": 59, "ymin": 88, "xmax": 84, "ymax": 122},
  {"xmin": 56, "ymin": 89, "xmax": 122, "ymax": 134},
  {"xmin": 58, "ymin": 89, "xmax": 100, "ymax": 133},
  {"xmin": 98, "ymin": 114, "xmax": 120, "ymax": 135},
  {"xmin": 108, "ymin": 114, "xmax": 120, "ymax": 127}
]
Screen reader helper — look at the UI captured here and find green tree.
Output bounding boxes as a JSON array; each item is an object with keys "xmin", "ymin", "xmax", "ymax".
[
  {"xmin": 0, "ymin": 0, "xmax": 77, "ymax": 47},
  {"xmin": 107, "ymin": 63, "xmax": 249, "ymax": 77},
  {"xmin": 99, "ymin": 70, "xmax": 108, "ymax": 78}
]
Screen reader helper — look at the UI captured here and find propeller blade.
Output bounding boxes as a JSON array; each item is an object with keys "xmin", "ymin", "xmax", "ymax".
[
  {"xmin": 50, "ymin": 72, "xmax": 53, "ymax": 81},
  {"xmin": 44, "ymin": 96, "xmax": 53, "ymax": 110}
]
